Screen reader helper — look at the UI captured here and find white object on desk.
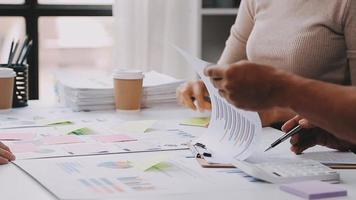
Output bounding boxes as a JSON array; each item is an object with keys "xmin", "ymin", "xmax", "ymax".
[{"xmin": 233, "ymin": 159, "xmax": 339, "ymax": 184}]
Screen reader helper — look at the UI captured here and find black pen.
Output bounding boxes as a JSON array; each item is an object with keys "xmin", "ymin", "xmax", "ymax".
[
  {"xmin": 20, "ymin": 40, "xmax": 33, "ymax": 65},
  {"xmin": 7, "ymin": 40, "xmax": 14, "ymax": 66},
  {"xmin": 264, "ymin": 125, "xmax": 303, "ymax": 152},
  {"xmin": 16, "ymin": 36, "xmax": 29, "ymax": 64}
]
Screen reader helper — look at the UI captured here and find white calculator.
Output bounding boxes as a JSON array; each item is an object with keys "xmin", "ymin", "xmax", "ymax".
[{"xmin": 233, "ymin": 159, "xmax": 340, "ymax": 184}]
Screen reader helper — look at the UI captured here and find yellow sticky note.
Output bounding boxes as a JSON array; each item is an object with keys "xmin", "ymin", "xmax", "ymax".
[
  {"xmin": 180, "ymin": 117, "xmax": 210, "ymax": 127},
  {"xmin": 113, "ymin": 120, "xmax": 157, "ymax": 133}
]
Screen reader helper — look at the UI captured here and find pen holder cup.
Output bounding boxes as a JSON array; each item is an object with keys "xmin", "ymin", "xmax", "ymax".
[{"xmin": 0, "ymin": 64, "xmax": 29, "ymax": 108}]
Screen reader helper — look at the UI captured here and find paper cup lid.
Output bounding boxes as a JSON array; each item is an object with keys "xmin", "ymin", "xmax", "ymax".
[
  {"xmin": 113, "ymin": 69, "xmax": 144, "ymax": 80},
  {"xmin": 0, "ymin": 68, "xmax": 16, "ymax": 78}
]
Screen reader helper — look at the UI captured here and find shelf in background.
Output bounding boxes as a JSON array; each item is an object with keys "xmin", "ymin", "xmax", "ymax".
[{"xmin": 201, "ymin": 8, "xmax": 238, "ymax": 16}]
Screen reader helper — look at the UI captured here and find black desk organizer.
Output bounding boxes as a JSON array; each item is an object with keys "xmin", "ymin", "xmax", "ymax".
[{"xmin": 0, "ymin": 64, "xmax": 28, "ymax": 108}]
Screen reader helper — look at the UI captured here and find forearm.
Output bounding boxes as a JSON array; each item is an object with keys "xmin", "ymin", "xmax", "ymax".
[{"xmin": 283, "ymin": 76, "xmax": 356, "ymax": 143}]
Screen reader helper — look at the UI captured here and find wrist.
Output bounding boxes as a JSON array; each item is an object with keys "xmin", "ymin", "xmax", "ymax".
[{"xmin": 272, "ymin": 71, "xmax": 302, "ymax": 108}]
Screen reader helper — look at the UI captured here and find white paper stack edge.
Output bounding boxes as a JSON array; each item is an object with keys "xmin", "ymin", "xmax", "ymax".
[{"xmin": 54, "ymin": 69, "xmax": 184, "ymax": 111}]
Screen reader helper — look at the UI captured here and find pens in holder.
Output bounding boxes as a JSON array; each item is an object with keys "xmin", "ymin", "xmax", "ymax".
[
  {"xmin": 20, "ymin": 40, "xmax": 33, "ymax": 65},
  {"xmin": 7, "ymin": 40, "xmax": 14, "ymax": 66},
  {"xmin": 264, "ymin": 125, "xmax": 303, "ymax": 152},
  {"xmin": 6, "ymin": 36, "xmax": 32, "ymax": 67},
  {"xmin": 15, "ymin": 36, "xmax": 29, "ymax": 65}
]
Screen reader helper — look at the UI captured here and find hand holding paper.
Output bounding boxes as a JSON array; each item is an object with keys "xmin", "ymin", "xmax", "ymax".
[
  {"xmin": 176, "ymin": 47, "xmax": 262, "ymax": 162},
  {"xmin": 203, "ymin": 61, "xmax": 290, "ymax": 111}
]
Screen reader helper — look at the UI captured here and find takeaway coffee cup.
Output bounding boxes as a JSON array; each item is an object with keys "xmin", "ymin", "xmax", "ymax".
[
  {"xmin": 113, "ymin": 70, "xmax": 144, "ymax": 111},
  {"xmin": 0, "ymin": 68, "xmax": 16, "ymax": 110}
]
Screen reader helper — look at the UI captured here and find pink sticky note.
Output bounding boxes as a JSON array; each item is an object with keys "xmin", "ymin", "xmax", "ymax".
[
  {"xmin": 42, "ymin": 135, "xmax": 83, "ymax": 145},
  {"xmin": 8, "ymin": 143, "xmax": 37, "ymax": 153},
  {"xmin": 0, "ymin": 133, "xmax": 36, "ymax": 141},
  {"xmin": 92, "ymin": 134, "xmax": 136, "ymax": 143}
]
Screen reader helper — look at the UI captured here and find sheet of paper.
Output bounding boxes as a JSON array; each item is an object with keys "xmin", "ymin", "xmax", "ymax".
[
  {"xmin": 42, "ymin": 135, "xmax": 83, "ymax": 145},
  {"xmin": 64, "ymin": 143, "xmax": 112, "ymax": 155},
  {"xmin": 112, "ymin": 120, "xmax": 157, "ymax": 133},
  {"xmin": 177, "ymin": 48, "xmax": 262, "ymax": 161},
  {"xmin": 92, "ymin": 134, "xmax": 137, "ymax": 143},
  {"xmin": 180, "ymin": 117, "xmax": 210, "ymax": 127},
  {"xmin": 8, "ymin": 143, "xmax": 38, "ymax": 153},
  {"xmin": 14, "ymin": 152, "xmax": 213, "ymax": 200},
  {"xmin": 0, "ymin": 132, "xmax": 36, "ymax": 141}
]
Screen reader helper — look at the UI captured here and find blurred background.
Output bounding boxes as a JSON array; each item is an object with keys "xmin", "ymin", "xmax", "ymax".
[{"xmin": 0, "ymin": 0, "xmax": 239, "ymax": 102}]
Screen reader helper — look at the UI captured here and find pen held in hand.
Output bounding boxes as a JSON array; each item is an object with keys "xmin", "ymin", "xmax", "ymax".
[{"xmin": 264, "ymin": 124, "xmax": 303, "ymax": 152}]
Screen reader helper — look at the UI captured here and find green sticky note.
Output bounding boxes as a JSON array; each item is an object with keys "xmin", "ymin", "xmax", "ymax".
[
  {"xmin": 46, "ymin": 120, "xmax": 73, "ymax": 126},
  {"xmin": 145, "ymin": 162, "xmax": 173, "ymax": 172},
  {"xmin": 68, "ymin": 127, "xmax": 92, "ymax": 135},
  {"xmin": 135, "ymin": 155, "xmax": 168, "ymax": 171},
  {"xmin": 180, "ymin": 117, "xmax": 210, "ymax": 127}
]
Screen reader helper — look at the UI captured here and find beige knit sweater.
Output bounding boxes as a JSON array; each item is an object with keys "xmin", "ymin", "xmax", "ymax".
[{"xmin": 219, "ymin": 0, "xmax": 356, "ymax": 85}]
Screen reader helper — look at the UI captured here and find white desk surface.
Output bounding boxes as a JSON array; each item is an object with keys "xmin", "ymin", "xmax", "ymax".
[{"xmin": 1, "ymin": 102, "xmax": 356, "ymax": 200}]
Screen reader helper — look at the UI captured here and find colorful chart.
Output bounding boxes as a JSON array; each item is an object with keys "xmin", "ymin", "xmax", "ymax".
[
  {"xmin": 97, "ymin": 161, "xmax": 133, "ymax": 169},
  {"xmin": 78, "ymin": 177, "xmax": 124, "ymax": 194},
  {"xmin": 117, "ymin": 176, "xmax": 155, "ymax": 191},
  {"xmin": 57, "ymin": 162, "xmax": 83, "ymax": 174}
]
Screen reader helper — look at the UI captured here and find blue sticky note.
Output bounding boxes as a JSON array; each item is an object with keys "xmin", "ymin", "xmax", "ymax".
[{"xmin": 280, "ymin": 180, "xmax": 347, "ymax": 199}]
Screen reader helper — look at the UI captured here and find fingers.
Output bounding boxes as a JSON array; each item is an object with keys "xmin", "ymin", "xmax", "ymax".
[
  {"xmin": 0, "ymin": 157, "xmax": 9, "ymax": 165},
  {"xmin": 204, "ymin": 65, "xmax": 225, "ymax": 79},
  {"xmin": 282, "ymin": 115, "xmax": 314, "ymax": 132},
  {"xmin": 0, "ymin": 142, "xmax": 11, "ymax": 152},
  {"xmin": 282, "ymin": 115, "xmax": 302, "ymax": 132},
  {"xmin": 176, "ymin": 83, "xmax": 196, "ymax": 110},
  {"xmin": 290, "ymin": 132, "xmax": 317, "ymax": 154},
  {"xmin": 0, "ymin": 148, "xmax": 16, "ymax": 162},
  {"xmin": 176, "ymin": 81, "xmax": 211, "ymax": 112},
  {"xmin": 192, "ymin": 83, "xmax": 209, "ymax": 112},
  {"xmin": 182, "ymin": 90, "xmax": 197, "ymax": 110}
]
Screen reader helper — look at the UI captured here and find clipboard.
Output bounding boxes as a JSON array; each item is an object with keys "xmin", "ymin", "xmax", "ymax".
[{"xmin": 189, "ymin": 142, "xmax": 235, "ymax": 168}]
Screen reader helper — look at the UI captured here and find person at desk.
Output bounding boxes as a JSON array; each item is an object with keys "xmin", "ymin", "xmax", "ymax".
[
  {"xmin": 204, "ymin": 61, "xmax": 356, "ymax": 154},
  {"xmin": 177, "ymin": 0, "xmax": 356, "ymax": 126},
  {"xmin": 0, "ymin": 142, "xmax": 15, "ymax": 164}
]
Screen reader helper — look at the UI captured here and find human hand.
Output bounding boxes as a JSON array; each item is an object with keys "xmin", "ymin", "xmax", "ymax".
[
  {"xmin": 176, "ymin": 80, "xmax": 211, "ymax": 112},
  {"xmin": 204, "ymin": 60, "xmax": 294, "ymax": 111},
  {"xmin": 0, "ymin": 142, "xmax": 15, "ymax": 164},
  {"xmin": 282, "ymin": 115, "xmax": 355, "ymax": 154},
  {"xmin": 259, "ymin": 107, "xmax": 296, "ymax": 127}
]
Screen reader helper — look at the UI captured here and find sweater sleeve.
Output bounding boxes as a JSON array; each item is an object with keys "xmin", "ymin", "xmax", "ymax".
[
  {"xmin": 217, "ymin": 0, "xmax": 255, "ymax": 65},
  {"xmin": 344, "ymin": 0, "xmax": 356, "ymax": 85}
]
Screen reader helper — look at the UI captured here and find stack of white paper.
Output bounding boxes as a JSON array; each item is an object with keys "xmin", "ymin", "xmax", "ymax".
[{"xmin": 55, "ymin": 70, "xmax": 184, "ymax": 111}]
